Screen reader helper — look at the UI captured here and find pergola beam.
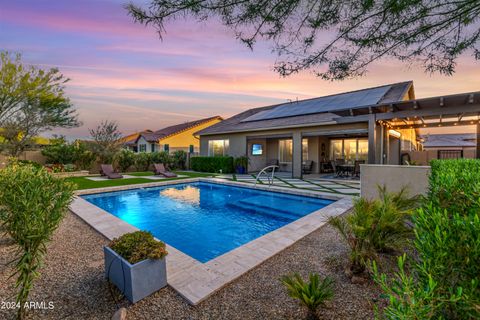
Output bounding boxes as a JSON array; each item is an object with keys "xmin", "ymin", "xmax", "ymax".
[{"xmin": 392, "ymin": 119, "xmax": 479, "ymax": 129}]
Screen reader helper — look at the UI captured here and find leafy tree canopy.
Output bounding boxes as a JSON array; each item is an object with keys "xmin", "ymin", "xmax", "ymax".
[
  {"xmin": 126, "ymin": 0, "xmax": 480, "ymax": 80},
  {"xmin": 0, "ymin": 52, "xmax": 79, "ymax": 156}
]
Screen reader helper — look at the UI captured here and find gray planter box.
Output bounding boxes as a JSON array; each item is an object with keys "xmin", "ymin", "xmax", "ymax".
[{"xmin": 104, "ymin": 246, "xmax": 167, "ymax": 303}]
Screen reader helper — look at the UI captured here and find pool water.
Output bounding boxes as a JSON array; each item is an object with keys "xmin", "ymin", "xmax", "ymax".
[{"xmin": 82, "ymin": 182, "xmax": 333, "ymax": 262}]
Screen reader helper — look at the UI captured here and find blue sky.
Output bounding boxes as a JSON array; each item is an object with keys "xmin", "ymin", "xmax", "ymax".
[{"xmin": 1, "ymin": 0, "xmax": 479, "ymax": 138}]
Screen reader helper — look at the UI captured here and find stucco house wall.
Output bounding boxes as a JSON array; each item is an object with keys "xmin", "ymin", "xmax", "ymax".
[{"xmin": 161, "ymin": 117, "xmax": 222, "ymax": 153}]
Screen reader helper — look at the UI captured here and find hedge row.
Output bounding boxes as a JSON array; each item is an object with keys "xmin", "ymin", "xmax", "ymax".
[
  {"xmin": 190, "ymin": 156, "xmax": 234, "ymax": 173},
  {"xmin": 429, "ymin": 159, "xmax": 480, "ymax": 215}
]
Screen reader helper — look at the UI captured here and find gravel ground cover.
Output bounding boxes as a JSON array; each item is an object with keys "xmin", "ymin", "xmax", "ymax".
[{"xmin": 0, "ymin": 212, "xmax": 381, "ymax": 320}]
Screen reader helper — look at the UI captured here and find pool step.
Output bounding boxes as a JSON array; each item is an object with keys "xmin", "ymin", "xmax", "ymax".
[{"xmin": 227, "ymin": 198, "xmax": 306, "ymax": 221}]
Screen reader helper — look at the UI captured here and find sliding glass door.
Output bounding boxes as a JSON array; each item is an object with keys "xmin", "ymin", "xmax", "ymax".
[{"xmin": 330, "ymin": 138, "xmax": 368, "ymax": 161}]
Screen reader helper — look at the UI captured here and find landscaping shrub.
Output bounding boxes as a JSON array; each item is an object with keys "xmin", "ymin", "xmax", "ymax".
[
  {"xmin": 234, "ymin": 156, "xmax": 249, "ymax": 173},
  {"xmin": 114, "ymin": 149, "xmax": 135, "ymax": 172},
  {"xmin": 41, "ymin": 137, "xmax": 97, "ymax": 171},
  {"xmin": 109, "ymin": 231, "xmax": 168, "ymax": 264},
  {"xmin": 150, "ymin": 151, "xmax": 171, "ymax": 167},
  {"xmin": 171, "ymin": 150, "xmax": 187, "ymax": 170},
  {"xmin": 0, "ymin": 164, "xmax": 74, "ymax": 319},
  {"xmin": 7, "ymin": 158, "xmax": 43, "ymax": 170},
  {"xmin": 134, "ymin": 152, "xmax": 151, "ymax": 171},
  {"xmin": 41, "ymin": 136, "xmax": 78, "ymax": 164},
  {"xmin": 329, "ymin": 186, "xmax": 418, "ymax": 275},
  {"xmin": 429, "ymin": 159, "xmax": 480, "ymax": 215},
  {"xmin": 190, "ymin": 156, "xmax": 234, "ymax": 173},
  {"xmin": 375, "ymin": 159, "xmax": 480, "ymax": 319},
  {"xmin": 75, "ymin": 147, "xmax": 97, "ymax": 171},
  {"xmin": 281, "ymin": 273, "xmax": 334, "ymax": 319}
]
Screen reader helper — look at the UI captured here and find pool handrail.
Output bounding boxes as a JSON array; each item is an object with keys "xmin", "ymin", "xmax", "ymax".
[{"xmin": 254, "ymin": 165, "xmax": 279, "ymax": 187}]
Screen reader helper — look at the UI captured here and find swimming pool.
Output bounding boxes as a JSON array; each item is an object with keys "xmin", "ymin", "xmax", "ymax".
[{"xmin": 82, "ymin": 182, "xmax": 333, "ymax": 262}]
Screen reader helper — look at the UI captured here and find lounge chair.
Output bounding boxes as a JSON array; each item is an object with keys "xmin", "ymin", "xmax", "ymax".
[
  {"xmin": 153, "ymin": 163, "xmax": 177, "ymax": 178},
  {"xmin": 100, "ymin": 164, "xmax": 123, "ymax": 179}
]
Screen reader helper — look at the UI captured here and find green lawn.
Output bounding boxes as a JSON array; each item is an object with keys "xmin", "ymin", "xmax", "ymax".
[{"xmin": 66, "ymin": 171, "xmax": 216, "ymax": 190}]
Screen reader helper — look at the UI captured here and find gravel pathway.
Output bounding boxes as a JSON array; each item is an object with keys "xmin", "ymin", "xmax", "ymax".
[{"xmin": 1, "ymin": 212, "xmax": 380, "ymax": 320}]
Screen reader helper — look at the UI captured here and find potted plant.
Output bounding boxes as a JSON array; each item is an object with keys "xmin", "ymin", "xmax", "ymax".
[
  {"xmin": 234, "ymin": 156, "xmax": 249, "ymax": 174},
  {"xmin": 104, "ymin": 231, "xmax": 168, "ymax": 303}
]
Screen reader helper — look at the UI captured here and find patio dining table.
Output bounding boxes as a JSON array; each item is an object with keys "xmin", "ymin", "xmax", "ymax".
[{"xmin": 336, "ymin": 164, "xmax": 355, "ymax": 177}]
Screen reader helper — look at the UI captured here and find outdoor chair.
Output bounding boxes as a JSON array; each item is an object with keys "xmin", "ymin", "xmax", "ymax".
[
  {"xmin": 266, "ymin": 159, "xmax": 279, "ymax": 167},
  {"xmin": 331, "ymin": 160, "xmax": 341, "ymax": 177},
  {"xmin": 153, "ymin": 163, "xmax": 177, "ymax": 178},
  {"xmin": 302, "ymin": 160, "xmax": 314, "ymax": 174},
  {"xmin": 100, "ymin": 164, "xmax": 123, "ymax": 179},
  {"xmin": 353, "ymin": 160, "xmax": 365, "ymax": 177}
]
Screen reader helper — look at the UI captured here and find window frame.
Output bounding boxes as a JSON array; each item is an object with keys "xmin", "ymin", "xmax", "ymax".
[{"xmin": 208, "ymin": 139, "xmax": 229, "ymax": 157}]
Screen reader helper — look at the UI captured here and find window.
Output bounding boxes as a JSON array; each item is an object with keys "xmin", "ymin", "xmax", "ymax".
[
  {"xmin": 331, "ymin": 140, "xmax": 342, "ymax": 160},
  {"xmin": 344, "ymin": 139, "xmax": 357, "ymax": 161},
  {"xmin": 139, "ymin": 144, "xmax": 146, "ymax": 152},
  {"xmin": 357, "ymin": 140, "xmax": 368, "ymax": 160},
  {"xmin": 330, "ymin": 139, "xmax": 368, "ymax": 161},
  {"xmin": 302, "ymin": 139, "xmax": 308, "ymax": 160},
  {"xmin": 151, "ymin": 144, "xmax": 155, "ymax": 152},
  {"xmin": 208, "ymin": 139, "xmax": 229, "ymax": 156},
  {"xmin": 251, "ymin": 144, "xmax": 263, "ymax": 155},
  {"xmin": 164, "ymin": 144, "xmax": 169, "ymax": 153},
  {"xmin": 279, "ymin": 139, "xmax": 293, "ymax": 163}
]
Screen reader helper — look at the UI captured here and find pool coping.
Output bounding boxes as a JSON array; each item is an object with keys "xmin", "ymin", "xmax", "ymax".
[{"xmin": 70, "ymin": 178, "xmax": 353, "ymax": 305}]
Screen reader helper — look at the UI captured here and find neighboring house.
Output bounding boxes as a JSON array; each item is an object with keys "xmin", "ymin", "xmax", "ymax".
[
  {"xmin": 123, "ymin": 116, "xmax": 223, "ymax": 154},
  {"xmin": 419, "ymin": 133, "xmax": 476, "ymax": 159},
  {"xmin": 197, "ymin": 81, "xmax": 480, "ymax": 178}
]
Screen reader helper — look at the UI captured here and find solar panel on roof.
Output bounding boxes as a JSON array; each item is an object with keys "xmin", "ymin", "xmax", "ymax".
[{"xmin": 242, "ymin": 85, "xmax": 391, "ymax": 122}]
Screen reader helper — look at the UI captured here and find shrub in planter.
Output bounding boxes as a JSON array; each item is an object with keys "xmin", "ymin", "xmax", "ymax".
[
  {"xmin": 190, "ymin": 156, "xmax": 234, "ymax": 173},
  {"xmin": 133, "ymin": 152, "xmax": 151, "ymax": 171},
  {"xmin": 105, "ymin": 231, "xmax": 168, "ymax": 303},
  {"xmin": 234, "ymin": 156, "xmax": 249, "ymax": 174},
  {"xmin": 281, "ymin": 273, "xmax": 334, "ymax": 320},
  {"xmin": 0, "ymin": 164, "xmax": 74, "ymax": 319},
  {"xmin": 114, "ymin": 149, "xmax": 135, "ymax": 172}
]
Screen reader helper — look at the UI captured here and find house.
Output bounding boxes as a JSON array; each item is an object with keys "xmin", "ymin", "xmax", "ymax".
[
  {"xmin": 419, "ymin": 133, "xmax": 476, "ymax": 159},
  {"xmin": 123, "ymin": 116, "xmax": 223, "ymax": 153},
  {"xmin": 196, "ymin": 81, "xmax": 480, "ymax": 178}
]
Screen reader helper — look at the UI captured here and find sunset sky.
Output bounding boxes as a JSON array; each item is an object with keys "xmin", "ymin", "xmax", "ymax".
[{"xmin": 1, "ymin": 0, "xmax": 479, "ymax": 138}]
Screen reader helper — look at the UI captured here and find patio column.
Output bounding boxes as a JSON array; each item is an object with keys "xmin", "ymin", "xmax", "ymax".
[
  {"xmin": 292, "ymin": 132, "xmax": 302, "ymax": 178},
  {"xmin": 368, "ymin": 114, "xmax": 377, "ymax": 164},
  {"xmin": 477, "ymin": 123, "xmax": 480, "ymax": 159}
]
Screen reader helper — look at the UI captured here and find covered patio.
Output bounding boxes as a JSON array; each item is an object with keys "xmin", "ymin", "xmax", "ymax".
[{"xmin": 244, "ymin": 91, "xmax": 480, "ymax": 178}]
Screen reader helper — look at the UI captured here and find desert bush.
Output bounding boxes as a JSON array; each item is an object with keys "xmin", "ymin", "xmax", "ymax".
[
  {"xmin": 429, "ymin": 159, "xmax": 480, "ymax": 215},
  {"xmin": 134, "ymin": 152, "xmax": 151, "ymax": 171},
  {"xmin": 114, "ymin": 149, "xmax": 135, "ymax": 172},
  {"xmin": 281, "ymin": 273, "xmax": 334, "ymax": 319},
  {"xmin": 150, "ymin": 151, "xmax": 171, "ymax": 167},
  {"xmin": 41, "ymin": 136, "xmax": 77, "ymax": 164},
  {"xmin": 329, "ymin": 186, "xmax": 418, "ymax": 274},
  {"xmin": 190, "ymin": 156, "xmax": 234, "ymax": 173},
  {"xmin": 109, "ymin": 231, "xmax": 168, "ymax": 264},
  {"xmin": 171, "ymin": 150, "xmax": 187, "ymax": 170},
  {"xmin": 374, "ymin": 159, "xmax": 480, "ymax": 319},
  {"xmin": 0, "ymin": 164, "xmax": 74, "ymax": 319},
  {"xmin": 7, "ymin": 158, "xmax": 43, "ymax": 170},
  {"xmin": 41, "ymin": 137, "xmax": 96, "ymax": 171}
]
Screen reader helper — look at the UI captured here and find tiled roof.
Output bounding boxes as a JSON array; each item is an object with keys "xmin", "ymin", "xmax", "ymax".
[
  {"xmin": 197, "ymin": 81, "xmax": 412, "ymax": 135},
  {"xmin": 135, "ymin": 116, "xmax": 222, "ymax": 143}
]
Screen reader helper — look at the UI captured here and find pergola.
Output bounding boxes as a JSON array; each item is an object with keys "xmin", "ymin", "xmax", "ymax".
[{"xmin": 334, "ymin": 91, "xmax": 480, "ymax": 163}]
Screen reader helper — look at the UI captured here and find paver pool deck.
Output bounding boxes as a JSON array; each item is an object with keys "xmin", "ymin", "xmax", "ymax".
[{"xmin": 70, "ymin": 178, "xmax": 353, "ymax": 305}]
